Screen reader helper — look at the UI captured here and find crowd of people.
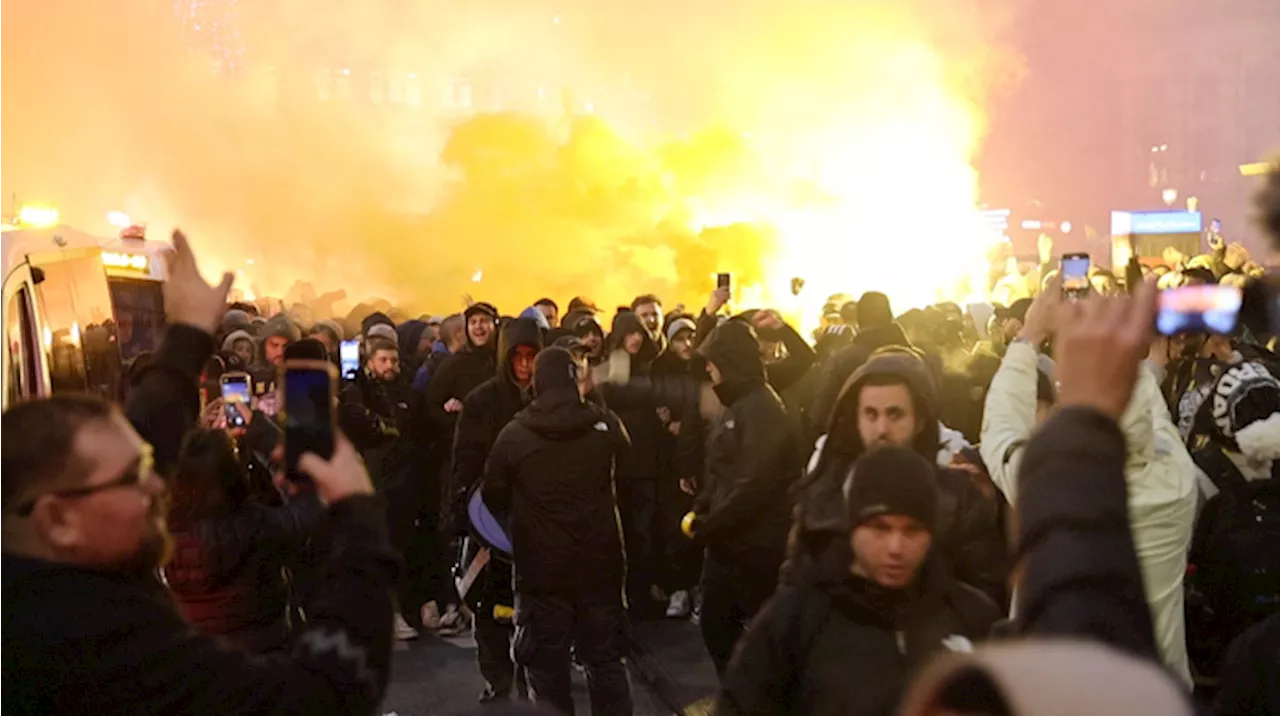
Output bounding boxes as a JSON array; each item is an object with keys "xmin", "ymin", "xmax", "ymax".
[{"xmin": 3, "ymin": 168, "xmax": 1279, "ymax": 715}]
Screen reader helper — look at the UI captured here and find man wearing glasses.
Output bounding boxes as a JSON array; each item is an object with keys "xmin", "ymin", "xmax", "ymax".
[{"xmin": 2, "ymin": 232, "xmax": 400, "ymax": 715}]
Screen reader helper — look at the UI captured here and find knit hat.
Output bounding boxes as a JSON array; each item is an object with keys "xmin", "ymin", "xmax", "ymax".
[
  {"xmin": 533, "ymin": 347, "xmax": 580, "ymax": 399},
  {"xmin": 1204, "ymin": 361, "xmax": 1280, "ymax": 461},
  {"xmin": 465, "ymin": 302, "xmax": 499, "ymax": 323},
  {"xmin": 312, "ymin": 319, "xmax": 344, "ymax": 343},
  {"xmin": 844, "ymin": 446, "xmax": 938, "ymax": 532},
  {"xmin": 665, "ymin": 316, "xmax": 697, "ymax": 343}
]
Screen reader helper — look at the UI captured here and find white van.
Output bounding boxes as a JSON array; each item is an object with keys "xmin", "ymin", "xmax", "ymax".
[{"xmin": 1, "ymin": 225, "xmax": 168, "ymax": 409}]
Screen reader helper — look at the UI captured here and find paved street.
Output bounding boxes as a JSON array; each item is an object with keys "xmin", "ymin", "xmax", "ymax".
[{"xmin": 381, "ymin": 620, "xmax": 719, "ymax": 716}]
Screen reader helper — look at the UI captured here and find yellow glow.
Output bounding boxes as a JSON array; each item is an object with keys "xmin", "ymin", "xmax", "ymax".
[
  {"xmin": 107, "ymin": 211, "xmax": 132, "ymax": 228},
  {"xmin": 17, "ymin": 205, "xmax": 59, "ymax": 227},
  {"xmin": 1239, "ymin": 161, "xmax": 1273, "ymax": 177},
  {"xmin": 70, "ymin": 322, "xmax": 82, "ymax": 344},
  {"xmin": 101, "ymin": 251, "xmax": 150, "ymax": 272}
]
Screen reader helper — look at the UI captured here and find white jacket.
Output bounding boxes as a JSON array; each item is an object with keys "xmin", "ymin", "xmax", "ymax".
[{"xmin": 979, "ymin": 342, "xmax": 1197, "ymax": 685}]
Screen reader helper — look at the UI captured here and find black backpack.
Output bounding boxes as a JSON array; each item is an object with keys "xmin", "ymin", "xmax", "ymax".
[{"xmin": 1186, "ymin": 446, "xmax": 1280, "ymax": 677}]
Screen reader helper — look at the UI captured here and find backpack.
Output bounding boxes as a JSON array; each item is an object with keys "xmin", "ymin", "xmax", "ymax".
[{"xmin": 1187, "ymin": 446, "xmax": 1280, "ymax": 677}]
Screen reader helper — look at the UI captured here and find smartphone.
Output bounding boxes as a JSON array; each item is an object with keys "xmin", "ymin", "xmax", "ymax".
[
  {"xmin": 220, "ymin": 372, "xmax": 252, "ymax": 429},
  {"xmin": 1061, "ymin": 253, "xmax": 1090, "ymax": 299},
  {"xmin": 339, "ymin": 339, "xmax": 360, "ymax": 381},
  {"xmin": 716, "ymin": 272, "xmax": 732, "ymax": 291},
  {"xmin": 1157, "ymin": 284, "xmax": 1243, "ymax": 336},
  {"xmin": 280, "ymin": 360, "xmax": 338, "ymax": 482}
]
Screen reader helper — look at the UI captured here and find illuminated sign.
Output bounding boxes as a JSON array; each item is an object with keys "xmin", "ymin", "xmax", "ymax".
[
  {"xmin": 101, "ymin": 251, "xmax": 150, "ymax": 272},
  {"xmin": 1111, "ymin": 210, "xmax": 1201, "ymax": 236}
]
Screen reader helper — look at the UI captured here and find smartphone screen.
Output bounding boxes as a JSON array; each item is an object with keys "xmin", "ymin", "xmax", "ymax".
[
  {"xmin": 339, "ymin": 339, "xmax": 360, "ymax": 381},
  {"xmin": 282, "ymin": 362, "xmax": 337, "ymax": 481},
  {"xmin": 220, "ymin": 373, "xmax": 252, "ymax": 428},
  {"xmin": 717, "ymin": 272, "xmax": 731, "ymax": 291},
  {"xmin": 1061, "ymin": 254, "xmax": 1090, "ymax": 298},
  {"xmin": 1157, "ymin": 284, "xmax": 1243, "ymax": 336}
]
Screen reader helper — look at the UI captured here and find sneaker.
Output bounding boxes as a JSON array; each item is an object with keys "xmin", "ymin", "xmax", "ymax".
[
  {"xmin": 433, "ymin": 604, "xmax": 470, "ymax": 637},
  {"xmin": 394, "ymin": 614, "xmax": 420, "ymax": 641},
  {"xmin": 665, "ymin": 590, "xmax": 691, "ymax": 618},
  {"xmin": 420, "ymin": 601, "xmax": 443, "ymax": 631}
]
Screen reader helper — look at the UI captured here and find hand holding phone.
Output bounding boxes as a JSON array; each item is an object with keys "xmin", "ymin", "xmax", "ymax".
[
  {"xmin": 339, "ymin": 339, "xmax": 360, "ymax": 381},
  {"xmin": 1060, "ymin": 253, "xmax": 1091, "ymax": 300},
  {"xmin": 1156, "ymin": 284, "xmax": 1242, "ymax": 336},
  {"xmin": 220, "ymin": 372, "xmax": 253, "ymax": 429},
  {"xmin": 281, "ymin": 360, "xmax": 338, "ymax": 483}
]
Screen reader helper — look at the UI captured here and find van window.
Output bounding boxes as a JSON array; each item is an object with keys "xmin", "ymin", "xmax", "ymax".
[
  {"xmin": 6, "ymin": 287, "xmax": 39, "ymax": 405},
  {"xmin": 34, "ymin": 255, "xmax": 121, "ymax": 399},
  {"xmin": 108, "ymin": 278, "xmax": 166, "ymax": 362}
]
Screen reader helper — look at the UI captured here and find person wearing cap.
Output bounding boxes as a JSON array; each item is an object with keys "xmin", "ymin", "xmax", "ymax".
[
  {"xmin": 425, "ymin": 301, "xmax": 499, "ymax": 437},
  {"xmin": 717, "ymin": 446, "xmax": 998, "ymax": 716},
  {"xmin": 482, "ymin": 347, "xmax": 632, "ymax": 715}
]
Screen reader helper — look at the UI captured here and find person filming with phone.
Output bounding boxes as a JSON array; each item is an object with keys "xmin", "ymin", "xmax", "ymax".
[{"xmin": 2, "ymin": 231, "xmax": 400, "ymax": 715}]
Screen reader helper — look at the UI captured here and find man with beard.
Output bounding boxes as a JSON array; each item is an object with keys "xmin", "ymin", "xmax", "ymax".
[
  {"xmin": 339, "ymin": 335, "xmax": 425, "ymax": 641},
  {"xmin": 249, "ymin": 313, "xmax": 301, "ymax": 392},
  {"xmin": 791, "ymin": 349, "xmax": 1009, "ymax": 604},
  {"xmin": 683, "ymin": 320, "xmax": 804, "ymax": 677},
  {"xmin": 483, "ymin": 347, "xmax": 633, "ymax": 715},
  {"xmin": 2, "ymin": 231, "xmax": 399, "ymax": 714},
  {"xmin": 451, "ymin": 316, "xmax": 543, "ymax": 704}
]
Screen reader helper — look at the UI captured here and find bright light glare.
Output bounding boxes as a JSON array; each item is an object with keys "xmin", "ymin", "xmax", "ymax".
[
  {"xmin": 1060, "ymin": 220, "xmax": 1072, "ymax": 234},
  {"xmin": 107, "ymin": 211, "xmax": 131, "ymax": 228},
  {"xmin": 18, "ymin": 205, "xmax": 59, "ymax": 227}
]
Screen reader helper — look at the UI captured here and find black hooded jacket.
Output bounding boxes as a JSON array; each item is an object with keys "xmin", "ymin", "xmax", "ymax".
[
  {"xmin": 601, "ymin": 311, "xmax": 668, "ymax": 483},
  {"xmin": 788, "ymin": 353, "xmax": 1008, "ymax": 602},
  {"xmin": 424, "ymin": 306, "xmax": 499, "ymax": 434},
  {"xmin": 718, "ymin": 556, "xmax": 998, "ymax": 716},
  {"xmin": 449, "ymin": 317, "xmax": 543, "ymax": 531},
  {"xmin": 482, "ymin": 352, "xmax": 630, "ymax": 595},
  {"xmin": 811, "ymin": 323, "xmax": 911, "ymax": 436},
  {"xmin": 693, "ymin": 321, "xmax": 804, "ymax": 564}
]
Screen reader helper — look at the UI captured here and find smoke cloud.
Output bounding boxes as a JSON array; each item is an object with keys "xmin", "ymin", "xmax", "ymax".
[{"xmin": 2, "ymin": 0, "xmax": 1022, "ymax": 323}]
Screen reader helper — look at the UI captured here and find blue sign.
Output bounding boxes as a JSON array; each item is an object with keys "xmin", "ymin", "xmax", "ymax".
[{"xmin": 1112, "ymin": 210, "xmax": 1202, "ymax": 236}]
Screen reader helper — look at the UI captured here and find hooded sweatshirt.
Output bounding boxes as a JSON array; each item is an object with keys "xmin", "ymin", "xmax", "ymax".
[
  {"xmin": 424, "ymin": 303, "xmax": 499, "ymax": 432},
  {"xmin": 449, "ymin": 317, "xmax": 544, "ymax": 526},
  {"xmin": 395, "ymin": 320, "xmax": 429, "ymax": 373},
  {"xmin": 791, "ymin": 353, "xmax": 1008, "ymax": 602},
  {"xmin": 221, "ymin": 329, "xmax": 254, "ymax": 354},
  {"xmin": 811, "ymin": 322, "xmax": 912, "ymax": 436},
  {"xmin": 692, "ymin": 321, "xmax": 803, "ymax": 564},
  {"xmin": 482, "ymin": 348, "xmax": 628, "ymax": 595}
]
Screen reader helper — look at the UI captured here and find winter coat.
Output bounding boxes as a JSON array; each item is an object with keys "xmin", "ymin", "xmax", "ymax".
[
  {"xmin": 339, "ymin": 372, "xmax": 421, "ymax": 492},
  {"xmin": 693, "ymin": 322, "xmax": 804, "ymax": 565},
  {"xmin": 164, "ymin": 497, "xmax": 325, "ymax": 653},
  {"xmin": 1214, "ymin": 613, "xmax": 1280, "ymax": 715},
  {"xmin": 424, "ymin": 326, "xmax": 497, "ymax": 434},
  {"xmin": 789, "ymin": 354, "xmax": 1009, "ymax": 603},
  {"xmin": 413, "ymin": 341, "xmax": 452, "ymax": 391},
  {"xmin": 980, "ymin": 344, "xmax": 1196, "ymax": 681},
  {"xmin": 482, "ymin": 390, "xmax": 629, "ymax": 595},
  {"xmin": 449, "ymin": 318, "xmax": 543, "ymax": 531},
  {"xmin": 718, "ymin": 558, "xmax": 998, "ymax": 716}
]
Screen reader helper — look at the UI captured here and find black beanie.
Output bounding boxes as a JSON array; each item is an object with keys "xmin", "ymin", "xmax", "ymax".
[
  {"xmin": 465, "ymin": 302, "xmax": 499, "ymax": 323},
  {"xmin": 845, "ymin": 446, "xmax": 938, "ymax": 532},
  {"xmin": 361, "ymin": 312, "xmax": 394, "ymax": 336},
  {"xmin": 533, "ymin": 347, "xmax": 580, "ymax": 398}
]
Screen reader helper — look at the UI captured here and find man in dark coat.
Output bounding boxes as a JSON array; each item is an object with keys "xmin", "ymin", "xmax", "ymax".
[
  {"xmin": 425, "ymin": 302, "xmax": 499, "ymax": 441},
  {"xmin": 684, "ymin": 320, "xmax": 804, "ymax": 677},
  {"xmin": 791, "ymin": 350, "xmax": 1009, "ymax": 604},
  {"xmin": 451, "ymin": 316, "xmax": 543, "ymax": 703},
  {"xmin": 483, "ymin": 347, "xmax": 633, "ymax": 715},
  {"xmin": 718, "ymin": 446, "xmax": 998, "ymax": 715}
]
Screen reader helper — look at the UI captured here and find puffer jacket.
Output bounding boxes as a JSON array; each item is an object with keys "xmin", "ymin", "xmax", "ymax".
[
  {"xmin": 692, "ymin": 321, "xmax": 804, "ymax": 565},
  {"xmin": 979, "ymin": 343, "xmax": 1196, "ymax": 682},
  {"xmin": 163, "ymin": 495, "xmax": 324, "ymax": 654},
  {"xmin": 718, "ymin": 556, "xmax": 998, "ymax": 716},
  {"xmin": 789, "ymin": 353, "xmax": 1008, "ymax": 603},
  {"xmin": 482, "ymin": 389, "xmax": 629, "ymax": 595}
]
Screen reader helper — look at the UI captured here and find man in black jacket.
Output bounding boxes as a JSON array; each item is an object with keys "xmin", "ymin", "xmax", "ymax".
[
  {"xmin": 718, "ymin": 446, "xmax": 998, "ymax": 715},
  {"xmin": 810, "ymin": 292, "xmax": 910, "ymax": 434},
  {"xmin": 791, "ymin": 350, "xmax": 1008, "ymax": 604},
  {"xmin": 425, "ymin": 301, "xmax": 499, "ymax": 443},
  {"xmin": 684, "ymin": 320, "xmax": 804, "ymax": 677},
  {"xmin": 452, "ymin": 315, "xmax": 543, "ymax": 703},
  {"xmin": 483, "ymin": 347, "xmax": 633, "ymax": 715},
  {"xmin": 1, "ymin": 230, "xmax": 399, "ymax": 715}
]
